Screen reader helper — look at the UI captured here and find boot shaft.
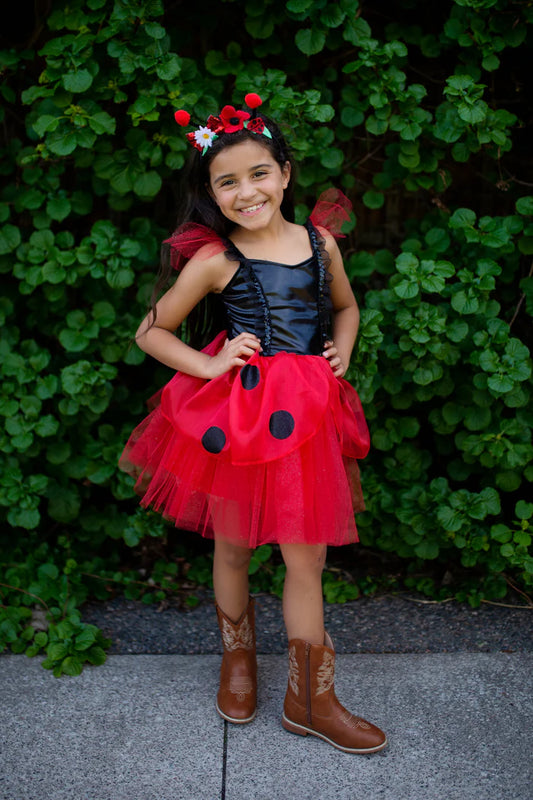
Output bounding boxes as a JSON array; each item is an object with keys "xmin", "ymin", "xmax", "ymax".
[
  {"xmin": 216, "ymin": 600, "xmax": 256, "ymax": 652},
  {"xmin": 286, "ymin": 636, "xmax": 336, "ymax": 723}
]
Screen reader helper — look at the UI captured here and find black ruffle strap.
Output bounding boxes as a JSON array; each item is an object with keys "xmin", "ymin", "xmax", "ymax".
[{"xmin": 306, "ymin": 220, "xmax": 333, "ymax": 345}]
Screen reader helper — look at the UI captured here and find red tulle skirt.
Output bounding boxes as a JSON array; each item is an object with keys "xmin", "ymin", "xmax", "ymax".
[{"xmin": 119, "ymin": 332, "xmax": 370, "ymax": 548}]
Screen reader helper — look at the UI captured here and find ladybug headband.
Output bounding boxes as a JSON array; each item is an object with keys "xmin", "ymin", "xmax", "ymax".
[{"xmin": 174, "ymin": 93, "xmax": 272, "ymax": 156}]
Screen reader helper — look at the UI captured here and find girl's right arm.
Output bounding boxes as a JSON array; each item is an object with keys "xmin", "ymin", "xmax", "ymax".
[{"xmin": 135, "ymin": 250, "xmax": 261, "ymax": 380}]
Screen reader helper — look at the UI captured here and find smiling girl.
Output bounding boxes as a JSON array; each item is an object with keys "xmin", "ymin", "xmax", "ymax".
[{"xmin": 119, "ymin": 94, "xmax": 387, "ymax": 754}]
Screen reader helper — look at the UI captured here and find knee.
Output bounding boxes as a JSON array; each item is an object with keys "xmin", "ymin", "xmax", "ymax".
[
  {"xmin": 281, "ymin": 544, "xmax": 327, "ymax": 577},
  {"xmin": 215, "ymin": 541, "xmax": 253, "ymax": 571}
]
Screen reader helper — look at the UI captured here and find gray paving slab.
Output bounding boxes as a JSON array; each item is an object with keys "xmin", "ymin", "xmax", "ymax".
[
  {"xmin": 0, "ymin": 655, "xmax": 224, "ymax": 800},
  {"xmin": 1, "ymin": 653, "xmax": 532, "ymax": 800},
  {"xmin": 226, "ymin": 653, "xmax": 533, "ymax": 800}
]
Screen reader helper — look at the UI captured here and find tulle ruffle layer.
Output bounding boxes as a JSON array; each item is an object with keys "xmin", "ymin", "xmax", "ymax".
[{"xmin": 119, "ymin": 333, "xmax": 370, "ymax": 547}]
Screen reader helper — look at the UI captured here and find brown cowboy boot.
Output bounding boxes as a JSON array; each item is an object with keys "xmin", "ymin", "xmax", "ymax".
[
  {"xmin": 215, "ymin": 597, "xmax": 257, "ymax": 724},
  {"xmin": 282, "ymin": 632, "xmax": 387, "ymax": 753}
]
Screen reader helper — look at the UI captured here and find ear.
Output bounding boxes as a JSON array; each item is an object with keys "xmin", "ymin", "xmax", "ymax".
[{"xmin": 281, "ymin": 161, "xmax": 291, "ymax": 190}]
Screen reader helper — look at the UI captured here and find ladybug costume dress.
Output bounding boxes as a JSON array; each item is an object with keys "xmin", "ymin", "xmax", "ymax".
[{"xmin": 119, "ymin": 213, "xmax": 370, "ymax": 548}]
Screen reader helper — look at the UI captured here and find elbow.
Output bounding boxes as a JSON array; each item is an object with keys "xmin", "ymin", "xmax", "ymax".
[{"xmin": 135, "ymin": 319, "xmax": 152, "ymax": 351}]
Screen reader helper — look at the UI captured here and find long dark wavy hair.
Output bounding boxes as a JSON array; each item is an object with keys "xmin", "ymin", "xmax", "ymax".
[{"xmin": 149, "ymin": 110, "xmax": 296, "ymax": 348}]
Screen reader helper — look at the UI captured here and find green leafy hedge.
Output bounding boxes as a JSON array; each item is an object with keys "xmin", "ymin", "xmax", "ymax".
[{"xmin": 1, "ymin": 0, "xmax": 532, "ymax": 670}]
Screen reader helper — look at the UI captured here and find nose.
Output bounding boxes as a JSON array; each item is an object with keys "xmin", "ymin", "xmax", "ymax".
[{"xmin": 237, "ymin": 179, "xmax": 256, "ymax": 200}]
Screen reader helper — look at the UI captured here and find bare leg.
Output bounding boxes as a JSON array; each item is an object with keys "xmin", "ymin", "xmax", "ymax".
[
  {"xmin": 279, "ymin": 543, "xmax": 327, "ymax": 644},
  {"xmin": 213, "ymin": 539, "xmax": 253, "ymax": 621}
]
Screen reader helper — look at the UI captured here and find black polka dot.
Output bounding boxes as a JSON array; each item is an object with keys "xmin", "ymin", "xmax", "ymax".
[
  {"xmin": 269, "ymin": 410, "xmax": 295, "ymax": 440},
  {"xmin": 240, "ymin": 364, "xmax": 260, "ymax": 390},
  {"xmin": 201, "ymin": 426, "xmax": 226, "ymax": 454}
]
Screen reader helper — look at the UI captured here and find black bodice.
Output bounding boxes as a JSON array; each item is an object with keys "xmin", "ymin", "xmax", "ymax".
[{"xmin": 220, "ymin": 221, "xmax": 332, "ymax": 356}]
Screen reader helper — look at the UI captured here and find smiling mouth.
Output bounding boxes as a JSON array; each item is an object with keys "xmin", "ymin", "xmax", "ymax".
[{"xmin": 239, "ymin": 202, "xmax": 265, "ymax": 215}]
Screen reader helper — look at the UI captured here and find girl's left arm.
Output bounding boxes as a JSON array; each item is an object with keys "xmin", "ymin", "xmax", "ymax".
[{"xmin": 322, "ymin": 233, "xmax": 360, "ymax": 378}]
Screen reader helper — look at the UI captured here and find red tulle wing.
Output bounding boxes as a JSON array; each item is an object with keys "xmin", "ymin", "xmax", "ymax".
[
  {"xmin": 309, "ymin": 188, "xmax": 352, "ymax": 239},
  {"xmin": 163, "ymin": 223, "xmax": 227, "ymax": 271}
]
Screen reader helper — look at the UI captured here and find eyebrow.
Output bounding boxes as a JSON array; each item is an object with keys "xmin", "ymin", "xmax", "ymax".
[{"xmin": 212, "ymin": 163, "xmax": 273, "ymax": 186}]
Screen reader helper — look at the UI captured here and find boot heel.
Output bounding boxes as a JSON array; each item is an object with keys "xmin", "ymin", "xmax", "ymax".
[{"xmin": 282, "ymin": 713, "xmax": 308, "ymax": 737}]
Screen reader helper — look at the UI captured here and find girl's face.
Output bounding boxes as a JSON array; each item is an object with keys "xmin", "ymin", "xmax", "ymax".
[{"xmin": 208, "ymin": 138, "xmax": 290, "ymax": 232}]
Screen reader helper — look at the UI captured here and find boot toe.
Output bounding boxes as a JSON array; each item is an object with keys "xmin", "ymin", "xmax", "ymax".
[{"xmin": 216, "ymin": 695, "xmax": 257, "ymax": 724}]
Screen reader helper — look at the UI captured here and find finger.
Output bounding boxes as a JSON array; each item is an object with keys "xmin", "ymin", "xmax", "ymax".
[
  {"xmin": 233, "ymin": 332, "xmax": 261, "ymax": 344},
  {"xmin": 235, "ymin": 346, "xmax": 259, "ymax": 358},
  {"xmin": 233, "ymin": 339, "xmax": 262, "ymax": 353}
]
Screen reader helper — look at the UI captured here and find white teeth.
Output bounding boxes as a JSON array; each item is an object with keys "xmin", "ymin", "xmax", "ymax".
[{"xmin": 241, "ymin": 203, "xmax": 264, "ymax": 213}]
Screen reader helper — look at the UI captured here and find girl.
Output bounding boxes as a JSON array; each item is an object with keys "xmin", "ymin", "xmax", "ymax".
[{"xmin": 120, "ymin": 94, "xmax": 387, "ymax": 754}]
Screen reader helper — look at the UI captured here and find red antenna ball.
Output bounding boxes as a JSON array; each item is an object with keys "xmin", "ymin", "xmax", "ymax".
[
  {"xmin": 244, "ymin": 93, "xmax": 262, "ymax": 109},
  {"xmin": 174, "ymin": 110, "xmax": 191, "ymax": 127}
]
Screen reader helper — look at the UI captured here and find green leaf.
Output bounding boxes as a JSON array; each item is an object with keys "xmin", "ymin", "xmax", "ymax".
[
  {"xmin": 447, "ymin": 320, "xmax": 469, "ymax": 342},
  {"xmin": 362, "ymin": 190, "xmax": 384, "ymax": 209},
  {"xmin": 457, "ymin": 100, "xmax": 487, "ymax": 124},
  {"xmin": 62, "ymin": 70, "xmax": 93, "ymax": 93},
  {"xmin": 320, "ymin": 148, "xmax": 344, "ymax": 169},
  {"xmin": 47, "ymin": 642, "xmax": 69, "ymax": 662},
  {"xmin": 144, "ymin": 21, "xmax": 166, "ymax": 39},
  {"xmin": 287, "ymin": 0, "xmax": 313, "ymax": 10},
  {"xmin": 74, "ymin": 627, "xmax": 97, "ymax": 651},
  {"xmin": 340, "ymin": 106, "xmax": 364, "ymax": 128},
  {"xmin": 59, "ymin": 330, "xmax": 90, "ymax": 352},
  {"xmin": 437, "ymin": 506, "xmax": 463, "ymax": 532},
  {"xmin": 106, "ymin": 266, "xmax": 135, "ymax": 289},
  {"xmin": 133, "ymin": 172, "xmax": 162, "ymax": 198},
  {"xmin": 89, "ymin": 112, "xmax": 116, "ymax": 136},
  {"xmin": 61, "ymin": 656, "xmax": 84, "ymax": 676},
  {"xmin": 86, "ymin": 645, "xmax": 107, "ymax": 665},
  {"xmin": 47, "ymin": 132, "xmax": 77, "ymax": 156},
  {"xmin": 393, "ymin": 279, "xmax": 419, "ymax": 299},
  {"xmin": 0, "ymin": 224, "xmax": 21, "ymax": 254},
  {"xmin": 7, "ymin": 508, "xmax": 40, "ymax": 529},
  {"xmin": 320, "ymin": 6, "xmax": 345, "ymax": 27},
  {"xmin": 365, "ymin": 116, "xmax": 388, "ymax": 135},
  {"xmin": 35, "ymin": 415, "xmax": 60, "ymax": 437},
  {"xmin": 92, "ymin": 301, "xmax": 116, "ymax": 326},
  {"xmin": 43, "ymin": 261, "xmax": 67, "ymax": 284},
  {"xmin": 38, "ymin": 563, "xmax": 59, "ymax": 581},
  {"xmin": 295, "ymin": 28, "xmax": 327, "ymax": 55},
  {"xmin": 516, "ymin": 196, "xmax": 533, "ymax": 216},
  {"xmin": 156, "ymin": 54, "xmax": 181, "ymax": 80},
  {"xmin": 48, "ymin": 487, "xmax": 80, "ymax": 523},
  {"xmin": 414, "ymin": 540, "xmax": 439, "ymax": 560},
  {"xmin": 46, "ymin": 197, "xmax": 71, "ymax": 222},
  {"xmin": 449, "ymin": 208, "xmax": 476, "ymax": 229},
  {"xmin": 487, "ymin": 373, "xmax": 514, "ymax": 394},
  {"xmin": 451, "ymin": 291, "xmax": 479, "ymax": 314},
  {"xmin": 34, "ymin": 631, "xmax": 49, "ymax": 647},
  {"xmin": 515, "ymin": 501, "xmax": 533, "ymax": 520}
]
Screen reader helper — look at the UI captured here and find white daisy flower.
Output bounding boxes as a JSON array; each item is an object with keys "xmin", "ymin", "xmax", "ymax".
[{"xmin": 194, "ymin": 126, "xmax": 216, "ymax": 148}]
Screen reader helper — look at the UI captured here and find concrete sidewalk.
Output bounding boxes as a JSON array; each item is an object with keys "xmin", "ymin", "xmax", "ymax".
[{"xmin": 1, "ymin": 653, "xmax": 532, "ymax": 800}]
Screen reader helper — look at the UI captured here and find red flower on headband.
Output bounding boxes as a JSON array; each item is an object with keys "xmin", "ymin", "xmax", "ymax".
[{"xmin": 219, "ymin": 105, "xmax": 250, "ymax": 133}]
